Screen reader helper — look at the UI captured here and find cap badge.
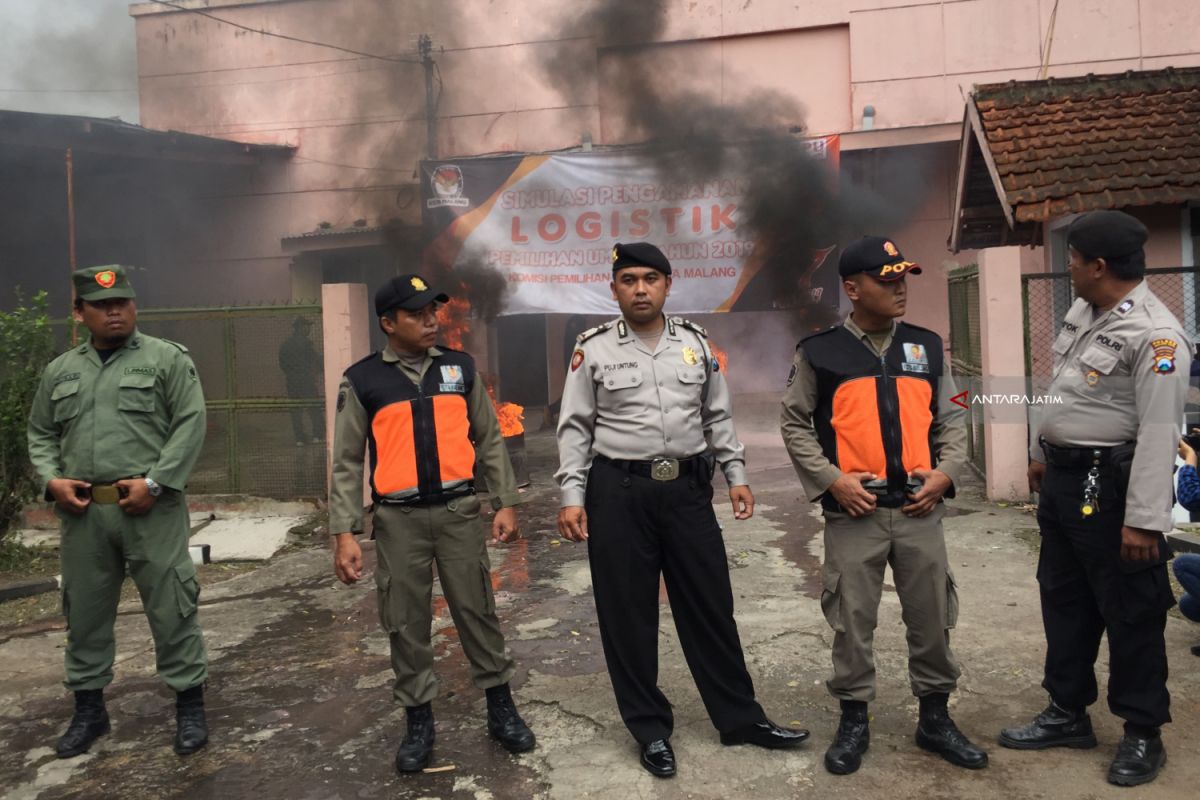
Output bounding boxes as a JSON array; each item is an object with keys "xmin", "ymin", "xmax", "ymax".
[
  {"xmin": 883, "ymin": 241, "xmax": 899, "ymax": 257},
  {"xmin": 611, "ymin": 246, "xmax": 619, "ymax": 264},
  {"xmin": 410, "ymin": 277, "xmax": 428, "ymax": 292},
  {"xmin": 95, "ymin": 270, "xmax": 117, "ymax": 288},
  {"xmin": 681, "ymin": 346, "xmax": 700, "ymax": 366}
]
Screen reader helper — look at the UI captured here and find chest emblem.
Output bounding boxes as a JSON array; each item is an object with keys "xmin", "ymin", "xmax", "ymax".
[
  {"xmin": 900, "ymin": 342, "xmax": 929, "ymax": 374},
  {"xmin": 1085, "ymin": 369, "xmax": 1100, "ymax": 387},
  {"xmin": 681, "ymin": 346, "xmax": 700, "ymax": 366},
  {"xmin": 439, "ymin": 364, "xmax": 465, "ymax": 392}
]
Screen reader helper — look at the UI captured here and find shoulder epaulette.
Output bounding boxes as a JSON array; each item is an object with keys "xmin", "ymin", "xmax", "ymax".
[
  {"xmin": 161, "ymin": 338, "xmax": 190, "ymax": 353},
  {"xmin": 670, "ymin": 317, "xmax": 707, "ymax": 338},
  {"xmin": 798, "ymin": 326, "xmax": 839, "ymax": 346},
  {"xmin": 576, "ymin": 321, "xmax": 614, "ymax": 344},
  {"xmin": 435, "ymin": 344, "xmax": 466, "ymax": 355},
  {"xmin": 346, "ymin": 350, "xmax": 381, "ymax": 371},
  {"xmin": 896, "ymin": 321, "xmax": 938, "ymax": 336}
]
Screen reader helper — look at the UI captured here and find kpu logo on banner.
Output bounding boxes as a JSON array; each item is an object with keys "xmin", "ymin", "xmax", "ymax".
[{"xmin": 427, "ymin": 165, "xmax": 470, "ymax": 209}]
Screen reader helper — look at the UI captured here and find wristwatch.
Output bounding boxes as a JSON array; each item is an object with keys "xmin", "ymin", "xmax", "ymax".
[{"xmin": 144, "ymin": 477, "xmax": 163, "ymax": 497}]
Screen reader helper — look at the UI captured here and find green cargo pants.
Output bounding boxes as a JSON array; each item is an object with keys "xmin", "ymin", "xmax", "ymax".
[
  {"xmin": 59, "ymin": 492, "xmax": 208, "ymax": 692},
  {"xmin": 373, "ymin": 494, "xmax": 516, "ymax": 707},
  {"xmin": 821, "ymin": 503, "xmax": 961, "ymax": 702}
]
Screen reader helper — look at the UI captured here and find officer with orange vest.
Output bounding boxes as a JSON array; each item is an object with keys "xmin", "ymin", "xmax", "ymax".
[
  {"xmin": 329, "ymin": 274, "xmax": 535, "ymax": 774},
  {"xmin": 780, "ymin": 236, "xmax": 988, "ymax": 775}
]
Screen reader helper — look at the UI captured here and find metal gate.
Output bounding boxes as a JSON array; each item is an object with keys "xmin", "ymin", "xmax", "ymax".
[
  {"xmin": 1022, "ymin": 267, "xmax": 1200, "ymax": 377},
  {"xmin": 133, "ymin": 304, "xmax": 326, "ymax": 498},
  {"xmin": 947, "ymin": 265, "xmax": 985, "ymax": 475}
]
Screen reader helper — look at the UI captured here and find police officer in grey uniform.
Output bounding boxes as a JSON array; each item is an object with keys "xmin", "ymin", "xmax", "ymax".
[
  {"xmin": 556, "ymin": 242, "xmax": 808, "ymax": 779},
  {"xmin": 1000, "ymin": 210, "xmax": 1189, "ymax": 787}
]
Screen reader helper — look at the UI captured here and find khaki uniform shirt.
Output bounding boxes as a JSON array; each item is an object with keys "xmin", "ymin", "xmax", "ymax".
[
  {"xmin": 780, "ymin": 316, "xmax": 968, "ymax": 502},
  {"xmin": 27, "ymin": 330, "xmax": 207, "ymax": 492},
  {"xmin": 555, "ymin": 316, "xmax": 747, "ymax": 508},
  {"xmin": 329, "ymin": 346, "xmax": 520, "ymax": 533},
  {"xmin": 1029, "ymin": 281, "xmax": 1190, "ymax": 532}
]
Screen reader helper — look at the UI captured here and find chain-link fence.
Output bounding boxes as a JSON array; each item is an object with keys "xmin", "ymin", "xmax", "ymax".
[
  {"xmin": 947, "ymin": 264, "xmax": 985, "ymax": 475},
  {"xmin": 1022, "ymin": 267, "xmax": 1200, "ymax": 377},
  {"xmin": 53, "ymin": 304, "xmax": 326, "ymax": 498}
]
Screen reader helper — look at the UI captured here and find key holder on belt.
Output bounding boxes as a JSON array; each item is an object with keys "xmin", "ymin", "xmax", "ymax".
[{"xmin": 1080, "ymin": 449, "xmax": 1102, "ymax": 518}]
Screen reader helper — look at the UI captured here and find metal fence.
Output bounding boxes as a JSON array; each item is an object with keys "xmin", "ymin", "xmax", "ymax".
[
  {"xmin": 1022, "ymin": 267, "xmax": 1200, "ymax": 377},
  {"xmin": 55, "ymin": 304, "xmax": 326, "ymax": 498},
  {"xmin": 946, "ymin": 264, "xmax": 985, "ymax": 475}
]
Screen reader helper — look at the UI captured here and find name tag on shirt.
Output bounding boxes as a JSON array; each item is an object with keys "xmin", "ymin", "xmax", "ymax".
[{"xmin": 901, "ymin": 342, "xmax": 929, "ymax": 374}]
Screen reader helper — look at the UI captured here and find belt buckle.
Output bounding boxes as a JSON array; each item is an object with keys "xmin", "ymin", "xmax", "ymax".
[
  {"xmin": 91, "ymin": 485, "xmax": 121, "ymax": 504},
  {"xmin": 650, "ymin": 458, "xmax": 679, "ymax": 481}
]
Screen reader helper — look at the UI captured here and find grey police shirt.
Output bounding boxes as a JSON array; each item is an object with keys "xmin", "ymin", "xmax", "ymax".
[
  {"xmin": 1030, "ymin": 280, "xmax": 1190, "ymax": 532},
  {"xmin": 555, "ymin": 316, "xmax": 747, "ymax": 508}
]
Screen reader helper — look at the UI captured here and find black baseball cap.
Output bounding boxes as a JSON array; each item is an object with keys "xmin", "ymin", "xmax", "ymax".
[
  {"xmin": 611, "ymin": 242, "xmax": 672, "ymax": 276},
  {"xmin": 1067, "ymin": 210, "xmax": 1148, "ymax": 260},
  {"xmin": 838, "ymin": 236, "xmax": 922, "ymax": 282},
  {"xmin": 374, "ymin": 274, "xmax": 450, "ymax": 316}
]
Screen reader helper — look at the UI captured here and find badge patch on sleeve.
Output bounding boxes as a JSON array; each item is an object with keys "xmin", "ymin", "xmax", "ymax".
[
  {"xmin": 1151, "ymin": 338, "xmax": 1178, "ymax": 374},
  {"xmin": 570, "ymin": 349, "xmax": 585, "ymax": 372},
  {"xmin": 786, "ymin": 364, "xmax": 797, "ymax": 386},
  {"xmin": 336, "ymin": 390, "xmax": 347, "ymax": 412}
]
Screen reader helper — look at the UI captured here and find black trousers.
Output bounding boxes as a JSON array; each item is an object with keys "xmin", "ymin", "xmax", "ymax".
[
  {"xmin": 1036, "ymin": 463, "xmax": 1175, "ymax": 730},
  {"xmin": 585, "ymin": 457, "xmax": 764, "ymax": 744}
]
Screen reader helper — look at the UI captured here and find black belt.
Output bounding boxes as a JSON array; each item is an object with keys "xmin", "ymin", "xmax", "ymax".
[
  {"xmin": 595, "ymin": 453, "xmax": 706, "ymax": 481},
  {"xmin": 1039, "ymin": 439, "xmax": 1132, "ymax": 469},
  {"xmin": 375, "ymin": 483, "xmax": 475, "ymax": 507}
]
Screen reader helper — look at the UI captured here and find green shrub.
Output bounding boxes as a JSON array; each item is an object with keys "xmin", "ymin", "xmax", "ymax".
[{"xmin": 0, "ymin": 291, "xmax": 55, "ymax": 542}]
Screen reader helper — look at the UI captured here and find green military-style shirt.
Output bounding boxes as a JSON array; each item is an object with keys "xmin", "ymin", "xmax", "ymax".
[
  {"xmin": 27, "ymin": 329, "xmax": 207, "ymax": 493},
  {"xmin": 329, "ymin": 346, "xmax": 521, "ymax": 534}
]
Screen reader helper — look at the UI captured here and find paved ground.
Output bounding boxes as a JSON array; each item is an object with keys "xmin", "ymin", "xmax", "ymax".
[{"xmin": 1, "ymin": 419, "xmax": 1198, "ymax": 800}]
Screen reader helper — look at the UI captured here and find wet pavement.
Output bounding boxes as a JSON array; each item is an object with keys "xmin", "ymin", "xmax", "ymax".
[{"xmin": 1, "ymin": 423, "xmax": 1198, "ymax": 799}]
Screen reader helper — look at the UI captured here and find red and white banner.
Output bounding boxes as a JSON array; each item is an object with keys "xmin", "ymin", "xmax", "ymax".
[{"xmin": 422, "ymin": 137, "xmax": 839, "ymax": 315}]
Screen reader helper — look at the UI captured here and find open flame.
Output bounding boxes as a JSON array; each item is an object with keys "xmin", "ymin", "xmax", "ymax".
[
  {"xmin": 710, "ymin": 341, "xmax": 729, "ymax": 374},
  {"xmin": 486, "ymin": 382, "xmax": 526, "ymax": 437},
  {"xmin": 436, "ymin": 294, "xmax": 471, "ymax": 350}
]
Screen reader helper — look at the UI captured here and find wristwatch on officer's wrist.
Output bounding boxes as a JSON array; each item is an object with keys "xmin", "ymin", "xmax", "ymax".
[{"xmin": 144, "ymin": 477, "xmax": 162, "ymax": 497}]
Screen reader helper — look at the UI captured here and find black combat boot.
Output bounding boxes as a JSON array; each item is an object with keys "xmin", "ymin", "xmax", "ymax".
[
  {"xmin": 395, "ymin": 702, "xmax": 435, "ymax": 773},
  {"xmin": 56, "ymin": 689, "xmax": 111, "ymax": 758},
  {"xmin": 1107, "ymin": 726, "xmax": 1166, "ymax": 787},
  {"xmin": 998, "ymin": 700, "xmax": 1097, "ymax": 750},
  {"xmin": 915, "ymin": 693, "xmax": 988, "ymax": 769},
  {"xmin": 485, "ymin": 683, "xmax": 536, "ymax": 753},
  {"xmin": 824, "ymin": 700, "xmax": 870, "ymax": 775},
  {"xmin": 174, "ymin": 684, "xmax": 209, "ymax": 755}
]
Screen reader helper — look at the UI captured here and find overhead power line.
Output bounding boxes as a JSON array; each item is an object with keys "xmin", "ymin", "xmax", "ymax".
[{"xmin": 146, "ymin": 0, "xmax": 421, "ymax": 64}]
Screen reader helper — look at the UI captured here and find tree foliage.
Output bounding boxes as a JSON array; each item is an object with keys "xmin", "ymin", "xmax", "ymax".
[{"xmin": 0, "ymin": 292, "xmax": 55, "ymax": 541}]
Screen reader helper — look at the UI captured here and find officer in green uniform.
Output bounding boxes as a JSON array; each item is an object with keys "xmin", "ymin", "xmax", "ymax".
[
  {"xmin": 329, "ymin": 274, "xmax": 534, "ymax": 774},
  {"xmin": 27, "ymin": 266, "xmax": 209, "ymax": 758}
]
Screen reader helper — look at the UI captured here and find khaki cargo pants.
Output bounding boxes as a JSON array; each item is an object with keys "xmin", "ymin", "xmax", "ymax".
[
  {"xmin": 820, "ymin": 503, "xmax": 961, "ymax": 702},
  {"xmin": 60, "ymin": 493, "xmax": 208, "ymax": 692},
  {"xmin": 373, "ymin": 494, "xmax": 515, "ymax": 707}
]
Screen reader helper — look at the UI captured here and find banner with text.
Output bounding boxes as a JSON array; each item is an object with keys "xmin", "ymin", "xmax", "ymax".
[{"xmin": 421, "ymin": 138, "xmax": 839, "ymax": 315}]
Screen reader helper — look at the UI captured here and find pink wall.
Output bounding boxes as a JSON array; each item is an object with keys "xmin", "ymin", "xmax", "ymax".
[{"xmin": 127, "ymin": 0, "xmax": 1200, "ymax": 338}]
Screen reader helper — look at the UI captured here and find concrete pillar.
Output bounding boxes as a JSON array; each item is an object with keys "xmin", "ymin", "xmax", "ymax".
[
  {"xmin": 978, "ymin": 247, "xmax": 1029, "ymax": 501},
  {"xmin": 321, "ymin": 284, "xmax": 371, "ymax": 498}
]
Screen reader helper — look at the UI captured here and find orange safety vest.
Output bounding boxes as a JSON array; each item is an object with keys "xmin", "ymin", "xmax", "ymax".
[
  {"xmin": 344, "ymin": 349, "xmax": 477, "ymax": 505},
  {"xmin": 800, "ymin": 322, "xmax": 953, "ymax": 511}
]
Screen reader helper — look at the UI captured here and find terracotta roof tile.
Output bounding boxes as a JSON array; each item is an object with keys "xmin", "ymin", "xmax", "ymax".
[{"xmin": 970, "ymin": 67, "xmax": 1200, "ymax": 222}]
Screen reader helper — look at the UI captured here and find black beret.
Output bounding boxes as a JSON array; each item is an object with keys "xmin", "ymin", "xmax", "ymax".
[
  {"xmin": 374, "ymin": 274, "xmax": 449, "ymax": 316},
  {"xmin": 611, "ymin": 242, "xmax": 671, "ymax": 276},
  {"xmin": 1066, "ymin": 210, "xmax": 1148, "ymax": 260},
  {"xmin": 838, "ymin": 236, "xmax": 922, "ymax": 282}
]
